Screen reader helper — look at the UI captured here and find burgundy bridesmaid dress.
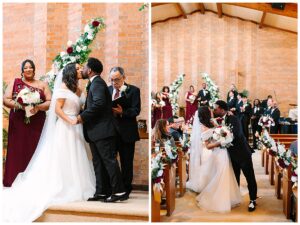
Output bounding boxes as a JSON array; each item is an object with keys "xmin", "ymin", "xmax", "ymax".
[
  {"xmin": 3, "ymin": 78, "xmax": 46, "ymax": 187},
  {"xmin": 162, "ymin": 96, "xmax": 173, "ymax": 120},
  {"xmin": 151, "ymin": 105, "xmax": 163, "ymax": 129},
  {"xmin": 185, "ymin": 91, "xmax": 198, "ymax": 122}
]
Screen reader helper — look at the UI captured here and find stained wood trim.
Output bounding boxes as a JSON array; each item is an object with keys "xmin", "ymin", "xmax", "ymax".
[
  {"xmin": 198, "ymin": 3, "xmax": 205, "ymax": 14},
  {"xmin": 259, "ymin": 11, "xmax": 267, "ymax": 29},
  {"xmin": 176, "ymin": 3, "xmax": 187, "ymax": 19},
  {"xmin": 225, "ymin": 3, "xmax": 297, "ymax": 18},
  {"xmin": 217, "ymin": 3, "xmax": 223, "ymax": 18}
]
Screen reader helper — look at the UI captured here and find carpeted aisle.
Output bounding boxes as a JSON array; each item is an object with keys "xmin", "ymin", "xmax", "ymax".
[{"xmin": 161, "ymin": 151, "xmax": 291, "ymax": 222}]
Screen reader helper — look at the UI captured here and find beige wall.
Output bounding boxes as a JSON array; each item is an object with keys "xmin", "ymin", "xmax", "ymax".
[{"xmin": 152, "ymin": 11, "xmax": 297, "ymax": 116}]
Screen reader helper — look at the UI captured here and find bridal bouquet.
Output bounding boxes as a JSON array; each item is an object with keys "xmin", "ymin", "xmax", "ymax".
[
  {"xmin": 258, "ymin": 115, "xmax": 275, "ymax": 128},
  {"xmin": 212, "ymin": 125, "xmax": 234, "ymax": 148},
  {"xmin": 15, "ymin": 87, "xmax": 43, "ymax": 124},
  {"xmin": 189, "ymin": 95, "xmax": 196, "ymax": 104}
]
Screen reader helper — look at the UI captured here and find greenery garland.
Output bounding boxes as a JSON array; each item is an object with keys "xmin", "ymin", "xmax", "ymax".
[{"xmin": 40, "ymin": 17, "xmax": 105, "ymax": 91}]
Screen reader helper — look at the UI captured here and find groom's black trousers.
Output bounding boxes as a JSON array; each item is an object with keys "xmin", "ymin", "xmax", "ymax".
[
  {"xmin": 231, "ymin": 158, "xmax": 257, "ymax": 201},
  {"xmin": 116, "ymin": 137, "xmax": 136, "ymax": 195},
  {"xmin": 89, "ymin": 136, "xmax": 125, "ymax": 195}
]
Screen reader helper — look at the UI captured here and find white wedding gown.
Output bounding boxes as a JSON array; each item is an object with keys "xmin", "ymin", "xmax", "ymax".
[
  {"xmin": 2, "ymin": 87, "xmax": 95, "ymax": 222},
  {"xmin": 186, "ymin": 112, "xmax": 241, "ymax": 212}
]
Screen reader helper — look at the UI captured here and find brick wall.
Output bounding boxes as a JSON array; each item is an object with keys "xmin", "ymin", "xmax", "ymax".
[
  {"xmin": 3, "ymin": 3, "xmax": 149, "ymax": 186},
  {"xmin": 152, "ymin": 11, "xmax": 297, "ymax": 116}
]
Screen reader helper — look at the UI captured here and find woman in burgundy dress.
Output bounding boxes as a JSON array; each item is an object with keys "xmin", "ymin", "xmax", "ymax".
[
  {"xmin": 3, "ymin": 59, "xmax": 52, "ymax": 187},
  {"xmin": 151, "ymin": 92, "xmax": 163, "ymax": 129},
  {"xmin": 161, "ymin": 86, "xmax": 173, "ymax": 120},
  {"xmin": 185, "ymin": 85, "xmax": 198, "ymax": 123}
]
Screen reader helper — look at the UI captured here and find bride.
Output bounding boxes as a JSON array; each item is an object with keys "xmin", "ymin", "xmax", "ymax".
[
  {"xmin": 187, "ymin": 106, "xmax": 241, "ymax": 212},
  {"xmin": 2, "ymin": 63, "xmax": 95, "ymax": 222}
]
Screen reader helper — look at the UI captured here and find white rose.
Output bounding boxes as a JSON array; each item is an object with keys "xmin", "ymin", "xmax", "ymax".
[
  {"xmin": 76, "ymin": 46, "xmax": 82, "ymax": 52},
  {"xmin": 82, "ymin": 46, "xmax": 87, "ymax": 51},
  {"xmin": 67, "ymin": 40, "xmax": 72, "ymax": 47},
  {"xmin": 60, "ymin": 51, "xmax": 67, "ymax": 57},
  {"xmin": 70, "ymin": 56, "xmax": 76, "ymax": 63},
  {"xmin": 84, "ymin": 24, "xmax": 90, "ymax": 33}
]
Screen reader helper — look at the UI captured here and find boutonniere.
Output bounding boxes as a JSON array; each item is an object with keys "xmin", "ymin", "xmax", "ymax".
[{"xmin": 120, "ymin": 84, "xmax": 130, "ymax": 97}]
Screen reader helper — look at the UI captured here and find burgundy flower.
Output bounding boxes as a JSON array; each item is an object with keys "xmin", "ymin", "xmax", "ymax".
[
  {"xmin": 92, "ymin": 20, "xmax": 100, "ymax": 27},
  {"xmin": 17, "ymin": 97, "xmax": 23, "ymax": 105},
  {"xmin": 292, "ymin": 171, "xmax": 297, "ymax": 177},
  {"xmin": 278, "ymin": 158, "xmax": 287, "ymax": 169},
  {"xmin": 67, "ymin": 47, "xmax": 73, "ymax": 54},
  {"xmin": 153, "ymin": 176, "xmax": 162, "ymax": 183},
  {"xmin": 221, "ymin": 131, "xmax": 227, "ymax": 137}
]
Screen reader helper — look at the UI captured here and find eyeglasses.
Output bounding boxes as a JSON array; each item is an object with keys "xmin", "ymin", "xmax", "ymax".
[{"xmin": 110, "ymin": 78, "xmax": 122, "ymax": 83}]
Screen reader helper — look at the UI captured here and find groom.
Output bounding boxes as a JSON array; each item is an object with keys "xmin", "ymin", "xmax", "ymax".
[
  {"xmin": 77, "ymin": 57, "xmax": 127, "ymax": 203},
  {"xmin": 213, "ymin": 100, "xmax": 258, "ymax": 212}
]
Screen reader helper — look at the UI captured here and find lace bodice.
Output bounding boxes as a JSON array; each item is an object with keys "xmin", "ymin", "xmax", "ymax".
[{"xmin": 54, "ymin": 89, "xmax": 85, "ymax": 116}]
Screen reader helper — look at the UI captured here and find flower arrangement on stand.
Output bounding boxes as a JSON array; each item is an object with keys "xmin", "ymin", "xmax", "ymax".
[
  {"xmin": 40, "ymin": 17, "xmax": 105, "ymax": 91},
  {"xmin": 201, "ymin": 72, "xmax": 219, "ymax": 107},
  {"xmin": 168, "ymin": 74, "xmax": 185, "ymax": 116}
]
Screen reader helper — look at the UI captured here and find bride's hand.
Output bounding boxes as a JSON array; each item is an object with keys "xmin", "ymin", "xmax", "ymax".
[{"xmin": 69, "ymin": 118, "xmax": 78, "ymax": 125}]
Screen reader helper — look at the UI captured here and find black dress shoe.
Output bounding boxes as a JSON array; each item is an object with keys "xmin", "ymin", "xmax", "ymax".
[
  {"xmin": 88, "ymin": 195, "xmax": 107, "ymax": 202},
  {"xmin": 248, "ymin": 200, "xmax": 257, "ymax": 212},
  {"xmin": 105, "ymin": 193, "xmax": 128, "ymax": 203}
]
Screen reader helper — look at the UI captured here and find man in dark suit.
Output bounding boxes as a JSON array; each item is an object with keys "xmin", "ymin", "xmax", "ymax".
[
  {"xmin": 251, "ymin": 99, "xmax": 263, "ymax": 149},
  {"xmin": 240, "ymin": 95, "xmax": 252, "ymax": 141},
  {"xmin": 227, "ymin": 90, "xmax": 237, "ymax": 115},
  {"xmin": 78, "ymin": 58, "xmax": 126, "ymax": 203},
  {"xmin": 108, "ymin": 67, "xmax": 141, "ymax": 199},
  {"xmin": 197, "ymin": 83, "xmax": 211, "ymax": 106},
  {"xmin": 214, "ymin": 100, "xmax": 257, "ymax": 212},
  {"xmin": 261, "ymin": 95, "xmax": 272, "ymax": 110},
  {"xmin": 235, "ymin": 93, "xmax": 244, "ymax": 121},
  {"xmin": 269, "ymin": 101, "xmax": 281, "ymax": 134}
]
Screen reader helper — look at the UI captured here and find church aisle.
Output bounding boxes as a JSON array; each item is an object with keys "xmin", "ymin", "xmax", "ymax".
[{"xmin": 161, "ymin": 151, "xmax": 291, "ymax": 222}]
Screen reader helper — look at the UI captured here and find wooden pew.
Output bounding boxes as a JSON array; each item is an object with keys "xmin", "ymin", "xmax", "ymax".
[
  {"xmin": 274, "ymin": 163, "xmax": 283, "ymax": 199},
  {"xmin": 268, "ymin": 154, "xmax": 275, "ymax": 185},
  {"xmin": 151, "ymin": 185, "xmax": 161, "ymax": 222},
  {"xmin": 163, "ymin": 164, "xmax": 176, "ymax": 216},
  {"xmin": 175, "ymin": 141, "xmax": 187, "ymax": 197},
  {"xmin": 292, "ymin": 186, "xmax": 298, "ymax": 222},
  {"xmin": 282, "ymin": 165, "xmax": 293, "ymax": 219}
]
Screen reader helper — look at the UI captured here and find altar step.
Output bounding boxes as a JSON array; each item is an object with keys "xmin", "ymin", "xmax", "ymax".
[{"xmin": 36, "ymin": 191, "xmax": 149, "ymax": 222}]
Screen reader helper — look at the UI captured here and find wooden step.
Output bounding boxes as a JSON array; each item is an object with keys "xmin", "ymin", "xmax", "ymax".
[{"xmin": 35, "ymin": 191, "xmax": 149, "ymax": 222}]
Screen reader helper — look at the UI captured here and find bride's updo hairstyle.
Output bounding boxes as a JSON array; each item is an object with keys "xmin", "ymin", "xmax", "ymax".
[
  {"xmin": 62, "ymin": 63, "xmax": 78, "ymax": 93},
  {"xmin": 198, "ymin": 106, "xmax": 214, "ymax": 128}
]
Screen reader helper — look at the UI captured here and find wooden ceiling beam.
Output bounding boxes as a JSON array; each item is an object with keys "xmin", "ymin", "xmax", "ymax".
[
  {"xmin": 151, "ymin": 3, "xmax": 170, "ymax": 7},
  {"xmin": 176, "ymin": 3, "xmax": 187, "ymax": 19},
  {"xmin": 259, "ymin": 11, "xmax": 267, "ymax": 29},
  {"xmin": 225, "ymin": 3, "xmax": 297, "ymax": 18},
  {"xmin": 217, "ymin": 3, "xmax": 223, "ymax": 18},
  {"xmin": 198, "ymin": 3, "xmax": 205, "ymax": 14}
]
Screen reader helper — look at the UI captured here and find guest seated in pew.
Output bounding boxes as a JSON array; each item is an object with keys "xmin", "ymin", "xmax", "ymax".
[
  {"xmin": 152, "ymin": 119, "xmax": 175, "ymax": 147},
  {"xmin": 167, "ymin": 117, "xmax": 183, "ymax": 141}
]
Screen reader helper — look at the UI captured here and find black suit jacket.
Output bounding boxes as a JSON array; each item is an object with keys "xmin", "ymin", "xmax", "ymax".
[
  {"xmin": 270, "ymin": 108, "xmax": 280, "ymax": 134},
  {"xmin": 227, "ymin": 97, "xmax": 237, "ymax": 111},
  {"xmin": 80, "ymin": 76, "xmax": 118, "ymax": 142},
  {"xmin": 108, "ymin": 83, "xmax": 141, "ymax": 143},
  {"xmin": 251, "ymin": 106, "xmax": 263, "ymax": 123},
  {"xmin": 235, "ymin": 100, "xmax": 243, "ymax": 118},
  {"xmin": 225, "ymin": 114, "xmax": 252, "ymax": 164},
  {"xmin": 197, "ymin": 89, "xmax": 211, "ymax": 106}
]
